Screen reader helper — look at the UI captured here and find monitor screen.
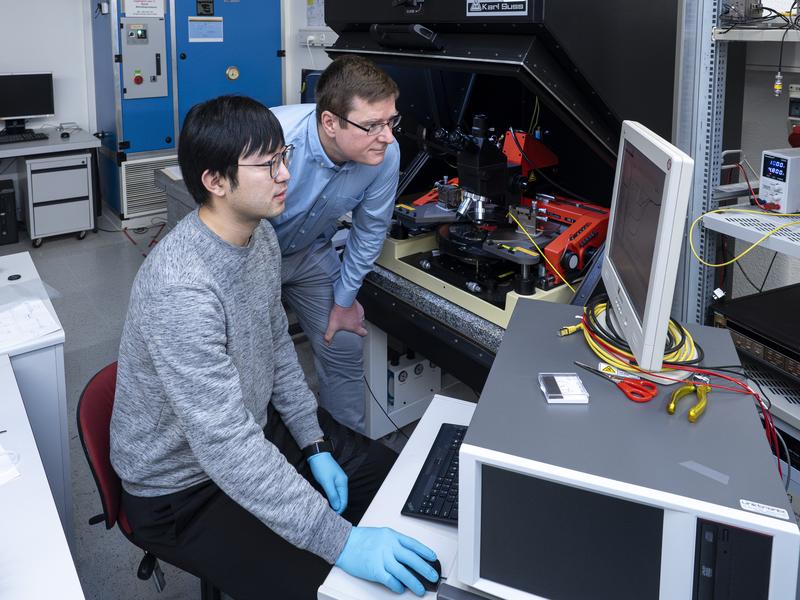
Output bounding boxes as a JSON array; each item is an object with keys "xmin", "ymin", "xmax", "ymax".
[
  {"xmin": 0, "ymin": 73, "xmax": 55, "ymax": 120},
  {"xmin": 607, "ymin": 140, "xmax": 666, "ymax": 326},
  {"xmin": 480, "ymin": 465, "xmax": 664, "ymax": 600}
]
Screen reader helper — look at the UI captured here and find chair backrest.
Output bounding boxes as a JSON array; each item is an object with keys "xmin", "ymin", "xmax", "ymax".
[{"xmin": 76, "ymin": 362, "xmax": 132, "ymax": 534}]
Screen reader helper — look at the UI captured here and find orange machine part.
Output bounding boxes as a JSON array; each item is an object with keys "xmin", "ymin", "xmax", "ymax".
[
  {"xmin": 538, "ymin": 197, "xmax": 609, "ymax": 286},
  {"xmin": 502, "ymin": 131, "xmax": 559, "ymax": 176}
]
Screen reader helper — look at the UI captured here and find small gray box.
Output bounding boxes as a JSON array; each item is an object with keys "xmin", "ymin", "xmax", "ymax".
[{"xmin": 121, "ymin": 17, "xmax": 168, "ymax": 100}]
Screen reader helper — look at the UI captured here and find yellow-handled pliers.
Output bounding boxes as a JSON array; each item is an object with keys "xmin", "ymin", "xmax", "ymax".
[{"xmin": 667, "ymin": 376, "xmax": 711, "ymax": 423}]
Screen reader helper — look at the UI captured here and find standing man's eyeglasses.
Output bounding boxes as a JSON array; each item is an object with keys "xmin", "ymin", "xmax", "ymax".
[
  {"xmin": 331, "ymin": 113, "xmax": 402, "ymax": 136},
  {"xmin": 238, "ymin": 144, "xmax": 295, "ymax": 179}
]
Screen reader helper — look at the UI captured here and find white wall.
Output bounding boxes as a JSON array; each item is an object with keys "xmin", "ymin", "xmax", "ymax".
[
  {"xmin": 281, "ymin": 0, "xmax": 337, "ymax": 105},
  {"xmin": 732, "ymin": 43, "xmax": 800, "ymax": 298},
  {"xmin": 0, "ymin": 0, "xmax": 94, "ymax": 132},
  {"xmin": 0, "ymin": 0, "xmax": 96, "ymax": 218}
]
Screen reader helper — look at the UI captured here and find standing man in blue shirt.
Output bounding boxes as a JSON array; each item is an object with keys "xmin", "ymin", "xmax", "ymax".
[{"xmin": 271, "ymin": 56, "xmax": 401, "ymax": 433}]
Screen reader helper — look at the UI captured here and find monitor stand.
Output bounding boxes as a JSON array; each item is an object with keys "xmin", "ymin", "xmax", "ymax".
[
  {"xmin": 600, "ymin": 305, "xmax": 695, "ymax": 385},
  {"xmin": 0, "ymin": 119, "xmax": 30, "ymax": 136}
]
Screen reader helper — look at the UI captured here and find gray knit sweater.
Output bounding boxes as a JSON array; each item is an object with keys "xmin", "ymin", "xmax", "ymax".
[{"xmin": 110, "ymin": 210, "xmax": 351, "ymax": 564}]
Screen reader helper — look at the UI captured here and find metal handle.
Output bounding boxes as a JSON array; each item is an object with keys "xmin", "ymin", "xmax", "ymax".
[{"xmin": 155, "ymin": 53, "xmax": 161, "ymax": 76}]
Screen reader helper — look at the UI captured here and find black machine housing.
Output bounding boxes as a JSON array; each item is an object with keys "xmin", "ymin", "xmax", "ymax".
[
  {"xmin": 325, "ymin": 0, "xmax": 680, "ymax": 301},
  {"xmin": 326, "ymin": 0, "xmax": 680, "ymax": 150}
]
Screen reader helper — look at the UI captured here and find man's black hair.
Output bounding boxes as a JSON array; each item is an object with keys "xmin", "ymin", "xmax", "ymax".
[{"xmin": 178, "ymin": 95, "xmax": 285, "ymax": 206}]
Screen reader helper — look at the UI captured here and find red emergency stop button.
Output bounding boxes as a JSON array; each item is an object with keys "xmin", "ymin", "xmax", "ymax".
[{"xmin": 133, "ymin": 74, "xmax": 144, "ymax": 85}]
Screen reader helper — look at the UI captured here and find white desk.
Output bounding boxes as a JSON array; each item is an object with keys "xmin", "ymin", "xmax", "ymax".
[
  {"xmin": 0, "ymin": 353, "xmax": 84, "ymax": 598},
  {"xmin": 0, "ymin": 252, "xmax": 72, "ymax": 547},
  {"xmin": 0, "ymin": 128, "xmax": 100, "ymax": 160},
  {"xmin": 0, "ymin": 129, "xmax": 100, "ymax": 245},
  {"xmin": 319, "ymin": 395, "xmax": 475, "ymax": 600}
]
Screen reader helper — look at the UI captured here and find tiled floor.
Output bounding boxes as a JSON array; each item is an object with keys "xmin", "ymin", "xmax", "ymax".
[{"xmin": 0, "ymin": 216, "xmax": 436, "ymax": 600}]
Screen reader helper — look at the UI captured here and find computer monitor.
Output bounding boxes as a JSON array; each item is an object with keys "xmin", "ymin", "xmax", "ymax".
[
  {"xmin": 0, "ymin": 73, "xmax": 55, "ymax": 134},
  {"xmin": 600, "ymin": 120, "xmax": 694, "ymax": 371}
]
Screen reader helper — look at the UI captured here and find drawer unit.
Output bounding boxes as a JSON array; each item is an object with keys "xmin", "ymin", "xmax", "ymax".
[{"xmin": 20, "ymin": 153, "xmax": 94, "ymax": 246}]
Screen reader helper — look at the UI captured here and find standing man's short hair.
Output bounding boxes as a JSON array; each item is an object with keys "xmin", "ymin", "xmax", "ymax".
[
  {"xmin": 314, "ymin": 55, "xmax": 399, "ymax": 125},
  {"xmin": 179, "ymin": 95, "xmax": 285, "ymax": 205}
]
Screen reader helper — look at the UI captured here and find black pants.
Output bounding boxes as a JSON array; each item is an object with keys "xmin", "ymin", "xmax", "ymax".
[{"xmin": 121, "ymin": 406, "xmax": 397, "ymax": 600}]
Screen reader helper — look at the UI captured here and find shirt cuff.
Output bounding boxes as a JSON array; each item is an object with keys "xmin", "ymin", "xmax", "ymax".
[
  {"xmin": 307, "ymin": 508, "xmax": 353, "ymax": 564},
  {"xmin": 333, "ymin": 280, "xmax": 357, "ymax": 309},
  {"xmin": 284, "ymin": 406, "xmax": 325, "ymax": 450}
]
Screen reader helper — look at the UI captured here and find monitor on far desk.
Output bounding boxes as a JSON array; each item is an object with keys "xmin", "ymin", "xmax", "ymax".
[{"xmin": 0, "ymin": 72, "xmax": 55, "ymax": 136}]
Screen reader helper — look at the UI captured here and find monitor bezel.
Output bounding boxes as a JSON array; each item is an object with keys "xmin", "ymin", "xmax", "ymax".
[
  {"xmin": 600, "ymin": 120, "xmax": 693, "ymax": 372},
  {"xmin": 458, "ymin": 443, "xmax": 800, "ymax": 600},
  {"xmin": 0, "ymin": 72, "xmax": 56, "ymax": 121}
]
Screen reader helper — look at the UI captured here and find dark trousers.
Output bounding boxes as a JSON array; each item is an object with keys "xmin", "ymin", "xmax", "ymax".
[{"xmin": 121, "ymin": 406, "xmax": 397, "ymax": 600}]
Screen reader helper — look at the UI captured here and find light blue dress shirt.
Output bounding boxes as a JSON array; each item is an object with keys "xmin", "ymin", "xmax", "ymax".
[{"xmin": 269, "ymin": 104, "xmax": 400, "ymax": 308}]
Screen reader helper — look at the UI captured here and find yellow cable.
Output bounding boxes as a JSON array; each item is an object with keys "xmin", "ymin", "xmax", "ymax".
[
  {"xmin": 563, "ymin": 302, "xmax": 697, "ymax": 379},
  {"xmin": 507, "ymin": 211, "xmax": 576, "ymax": 293},
  {"xmin": 690, "ymin": 207, "xmax": 800, "ymax": 268}
]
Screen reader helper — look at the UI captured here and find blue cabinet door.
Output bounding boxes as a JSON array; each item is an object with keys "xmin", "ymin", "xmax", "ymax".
[
  {"xmin": 174, "ymin": 1, "xmax": 283, "ymax": 129},
  {"xmin": 116, "ymin": 8, "xmax": 176, "ymax": 153}
]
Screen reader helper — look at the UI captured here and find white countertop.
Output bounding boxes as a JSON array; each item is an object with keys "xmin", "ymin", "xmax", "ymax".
[
  {"xmin": 318, "ymin": 395, "xmax": 476, "ymax": 600},
  {"xmin": 0, "ymin": 353, "xmax": 84, "ymax": 598},
  {"xmin": 0, "ymin": 252, "xmax": 64, "ymax": 356}
]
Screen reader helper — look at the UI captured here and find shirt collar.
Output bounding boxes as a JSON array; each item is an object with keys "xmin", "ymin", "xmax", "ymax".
[{"xmin": 305, "ymin": 111, "xmax": 354, "ymax": 173}]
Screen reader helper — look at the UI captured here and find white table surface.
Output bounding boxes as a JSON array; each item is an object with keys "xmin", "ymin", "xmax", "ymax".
[
  {"xmin": 318, "ymin": 395, "xmax": 476, "ymax": 600},
  {"xmin": 0, "ymin": 128, "xmax": 99, "ymax": 160},
  {"xmin": 0, "ymin": 353, "xmax": 84, "ymax": 598},
  {"xmin": 0, "ymin": 251, "xmax": 64, "ymax": 356}
]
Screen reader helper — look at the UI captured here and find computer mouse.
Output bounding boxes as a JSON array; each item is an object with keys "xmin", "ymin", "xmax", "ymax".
[
  {"xmin": 60, "ymin": 131, "xmax": 70, "ymax": 139},
  {"xmin": 406, "ymin": 557, "xmax": 441, "ymax": 593}
]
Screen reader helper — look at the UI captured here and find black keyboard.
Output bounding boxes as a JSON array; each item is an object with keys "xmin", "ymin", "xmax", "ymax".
[
  {"xmin": 401, "ymin": 423, "xmax": 467, "ymax": 526},
  {"xmin": 0, "ymin": 132, "xmax": 48, "ymax": 145}
]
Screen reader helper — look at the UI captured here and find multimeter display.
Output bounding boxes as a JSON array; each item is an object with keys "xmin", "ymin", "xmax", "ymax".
[{"xmin": 763, "ymin": 155, "xmax": 788, "ymax": 182}]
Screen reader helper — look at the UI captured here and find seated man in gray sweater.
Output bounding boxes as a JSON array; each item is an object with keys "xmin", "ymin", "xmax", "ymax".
[{"xmin": 110, "ymin": 95, "xmax": 439, "ymax": 599}]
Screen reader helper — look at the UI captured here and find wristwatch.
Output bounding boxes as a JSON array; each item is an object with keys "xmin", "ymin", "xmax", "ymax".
[{"xmin": 302, "ymin": 437, "xmax": 334, "ymax": 460}]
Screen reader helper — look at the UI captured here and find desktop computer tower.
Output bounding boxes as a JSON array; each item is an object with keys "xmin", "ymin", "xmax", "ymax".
[{"xmin": 0, "ymin": 180, "xmax": 18, "ymax": 245}]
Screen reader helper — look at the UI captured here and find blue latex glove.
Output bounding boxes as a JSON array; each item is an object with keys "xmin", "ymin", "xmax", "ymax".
[
  {"xmin": 335, "ymin": 526, "xmax": 439, "ymax": 596},
  {"xmin": 307, "ymin": 451, "xmax": 348, "ymax": 514}
]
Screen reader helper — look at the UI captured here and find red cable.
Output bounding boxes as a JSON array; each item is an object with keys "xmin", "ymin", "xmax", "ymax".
[
  {"xmin": 581, "ymin": 318, "xmax": 785, "ymax": 477},
  {"xmin": 736, "ymin": 163, "xmax": 780, "ymax": 211},
  {"xmin": 122, "ymin": 228, "xmax": 138, "ymax": 246}
]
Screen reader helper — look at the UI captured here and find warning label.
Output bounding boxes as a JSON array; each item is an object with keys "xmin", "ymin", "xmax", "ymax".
[{"xmin": 466, "ymin": 1, "xmax": 528, "ymax": 17}]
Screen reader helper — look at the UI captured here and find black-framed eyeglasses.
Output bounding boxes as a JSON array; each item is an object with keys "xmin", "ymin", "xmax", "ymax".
[
  {"xmin": 332, "ymin": 112, "xmax": 402, "ymax": 136},
  {"xmin": 238, "ymin": 144, "xmax": 294, "ymax": 179}
]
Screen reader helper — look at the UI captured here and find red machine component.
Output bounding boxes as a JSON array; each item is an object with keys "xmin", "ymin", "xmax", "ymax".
[
  {"xmin": 789, "ymin": 124, "xmax": 800, "ymax": 148},
  {"xmin": 502, "ymin": 130, "xmax": 559, "ymax": 176},
  {"xmin": 536, "ymin": 196, "xmax": 609, "ymax": 287}
]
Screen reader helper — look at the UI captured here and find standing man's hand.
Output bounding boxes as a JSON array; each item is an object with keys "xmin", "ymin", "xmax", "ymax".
[{"xmin": 324, "ymin": 300, "xmax": 368, "ymax": 344}]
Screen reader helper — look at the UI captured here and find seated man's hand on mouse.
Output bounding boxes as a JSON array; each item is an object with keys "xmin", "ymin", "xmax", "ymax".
[{"xmin": 335, "ymin": 527, "xmax": 439, "ymax": 596}]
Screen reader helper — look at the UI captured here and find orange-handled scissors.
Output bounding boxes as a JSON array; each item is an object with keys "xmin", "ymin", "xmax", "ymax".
[{"xmin": 574, "ymin": 362, "xmax": 658, "ymax": 403}]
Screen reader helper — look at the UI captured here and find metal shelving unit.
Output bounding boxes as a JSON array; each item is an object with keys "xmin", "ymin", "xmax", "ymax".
[
  {"xmin": 676, "ymin": 7, "xmax": 799, "ymax": 324},
  {"xmin": 674, "ymin": 0, "xmax": 728, "ymax": 324},
  {"xmin": 713, "ymin": 26, "xmax": 800, "ymax": 42},
  {"xmin": 703, "ymin": 206, "xmax": 800, "ymax": 257}
]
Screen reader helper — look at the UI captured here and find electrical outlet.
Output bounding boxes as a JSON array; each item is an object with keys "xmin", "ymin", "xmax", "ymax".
[{"xmin": 298, "ymin": 28, "xmax": 331, "ymax": 48}]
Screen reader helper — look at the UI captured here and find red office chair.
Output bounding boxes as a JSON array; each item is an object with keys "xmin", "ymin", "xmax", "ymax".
[{"xmin": 77, "ymin": 362, "xmax": 221, "ymax": 600}]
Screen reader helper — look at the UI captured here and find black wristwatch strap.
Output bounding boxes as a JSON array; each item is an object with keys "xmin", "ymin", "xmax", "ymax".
[{"xmin": 302, "ymin": 438, "xmax": 334, "ymax": 460}]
